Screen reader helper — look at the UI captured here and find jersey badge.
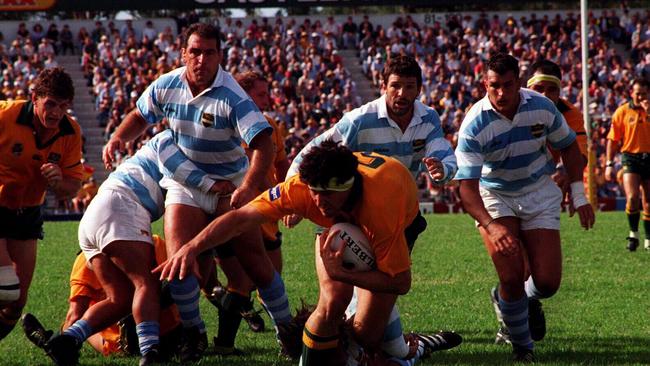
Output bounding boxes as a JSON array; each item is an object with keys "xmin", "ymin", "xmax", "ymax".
[
  {"xmin": 530, "ymin": 124, "xmax": 545, "ymax": 138},
  {"xmin": 201, "ymin": 112, "xmax": 215, "ymax": 128},
  {"xmin": 269, "ymin": 186, "xmax": 281, "ymax": 201},
  {"xmin": 412, "ymin": 139, "xmax": 426, "ymax": 152}
]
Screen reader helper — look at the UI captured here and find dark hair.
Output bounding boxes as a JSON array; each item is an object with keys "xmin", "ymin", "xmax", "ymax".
[
  {"xmin": 631, "ymin": 78, "xmax": 648, "ymax": 89},
  {"xmin": 382, "ymin": 55, "xmax": 422, "ymax": 89},
  {"xmin": 530, "ymin": 59, "xmax": 562, "ymax": 79},
  {"xmin": 182, "ymin": 23, "xmax": 221, "ymax": 49},
  {"xmin": 32, "ymin": 67, "xmax": 74, "ymax": 101},
  {"xmin": 235, "ymin": 71, "xmax": 266, "ymax": 93},
  {"xmin": 298, "ymin": 140, "xmax": 358, "ymax": 189},
  {"xmin": 487, "ymin": 53, "xmax": 519, "ymax": 77}
]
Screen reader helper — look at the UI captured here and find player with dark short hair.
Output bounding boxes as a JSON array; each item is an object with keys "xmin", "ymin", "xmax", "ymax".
[
  {"xmin": 0, "ymin": 67, "xmax": 83, "ymax": 343},
  {"xmin": 156, "ymin": 141, "xmax": 461, "ymax": 366}
]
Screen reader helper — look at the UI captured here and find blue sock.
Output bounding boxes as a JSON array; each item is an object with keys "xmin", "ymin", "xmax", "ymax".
[
  {"xmin": 169, "ymin": 276, "xmax": 205, "ymax": 333},
  {"xmin": 136, "ymin": 321, "xmax": 160, "ymax": 355},
  {"xmin": 387, "ymin": 341, "xmax": 424, "ymax": 366},
  {"xmin": 499, "ymin": 295, "xmax": 533, "ymax": 350},
  {"xmin": 63, "ymin": 319, "xmax": 92, "ymax": 343},
  {"xmin": 382, "ymin": 305, "xmax": 409, "ymax": 358},
  {"xmin": 257, "ymin": 271, "xmax": 292, "ymax": 326}
]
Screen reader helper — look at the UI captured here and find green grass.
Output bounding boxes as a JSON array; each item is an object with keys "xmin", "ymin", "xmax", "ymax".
[{"xmin": 1, "ymin": 212, "xmax": 649, "ymax": 365}]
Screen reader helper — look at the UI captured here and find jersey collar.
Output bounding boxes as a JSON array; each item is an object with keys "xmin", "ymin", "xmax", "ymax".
[
  {"xmin": 16, "ymin": 101, "xmax": 76, "ymax": 149},
  {"xmin": 378, "ymin": 94, "xmax": 428, "ymax": 129},
  {"xmin": 181, "ymin": 65, "xmax": 225, "ymax": 99}
]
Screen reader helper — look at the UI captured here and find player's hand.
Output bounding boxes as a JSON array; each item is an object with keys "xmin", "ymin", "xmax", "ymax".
[
  {"xmin": 604, "ymin": 166, "xmax": 615, "ymax": 182},
  {"xmin": 40, "ymin": 163, "xmax": 63, "ymax": 189},
  {"xmin": 486, "ymin": 221, "xmax": 520, "ymax": 256},
  {"xmin": 153, "ymin": 244, "xmax": 199, "ymax": 282},
  {"xmin": 423, "ymin": 157, "xmax": 445, "ymax": 181},
  {"xmin": 574, "ymin": 203, "xmax": 595, "ymax": 230},
  {"xmin": 283, "ymin": 214, "xmax": 303, "ymax": 228},
  {"xmin": 209, "ymin": 180, "xmax": 236, "ymax": 195},
  {"xmin": 103, "ymin": 137, "xmax": 126, "ymax": 170},
  {"xmin": 551, "ymin": 170, "xmax": 569, "ymax": 196},
  {"xmin": 230, "ymin": 184, "xmax": 259, "ymax": 209},
  {"xmin": 318, "ymin": 229, "xmax": 346, "ymax": 280},
  {"xmin": 640, "ymin": 99, "xmax": 649, "ymax": 112}
]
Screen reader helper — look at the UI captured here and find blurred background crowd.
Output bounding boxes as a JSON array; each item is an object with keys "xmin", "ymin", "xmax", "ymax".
[{"xmin": 0, "ymin": 6, "xmax": 648, "ymax": 212}]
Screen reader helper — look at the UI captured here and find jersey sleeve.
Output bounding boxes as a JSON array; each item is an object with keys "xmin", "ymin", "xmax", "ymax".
[
  {"xmin": 136, "ymin": 81, "xmax": 165, "ymax": 124},
  {"xmin": 248, "ymin": 177, "xmax": 309, "ymax": 222},
  {"xmin": 60, "ymin": 128, "xmax": 84, "ymax": 181},
  {"xmin": 454, "ymin": 123, "xmax": 484, "ymax": 180},
  {"xmin": 231, "ymin": 98, "xmax": 271, "ymax": 145},
  {"xmin": 547, "ymin": 107, "xmax": 576, "ymax": 150},
  {"xmin": 423, "ymin": 119, "xmax": 457, "ymax": 184},
  {"xmin": 606, "ymin": 107, "xmax": 624, "ymax": 143}
]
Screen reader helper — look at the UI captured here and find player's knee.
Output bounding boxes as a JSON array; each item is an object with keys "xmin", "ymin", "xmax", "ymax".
[
  {"xmin": 352, "ymin": 321, "xmax": 383, "ymax": 350},
  {"xmin": 313, "ymin": 299, "xmax": 347, "ymax": 325},
  {"xmin": 535, "ymin": 282, "xmax": 560, "ymax": 299},
  {"xmin": 0, "ymin": 266, "xmax": 20, "ymax": 305}
]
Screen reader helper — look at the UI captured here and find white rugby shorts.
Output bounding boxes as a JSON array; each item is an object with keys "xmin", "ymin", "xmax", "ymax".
[
  {"xmin": 159, "ymin": 177, "xmax": 226, "ymax": 215},
  {"xmin": 479, "ymin": 176, "xmax": 562, "ymax": 231},
  {"xmin": 78, "ymin": 185, "xmax": 153, "ymax": 261}
]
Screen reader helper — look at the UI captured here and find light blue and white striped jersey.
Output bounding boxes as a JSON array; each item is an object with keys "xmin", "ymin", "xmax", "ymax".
[
  {"xmin": 288, "ymin": 95, "xmax": 457, "ymax": 183},
  {"xmin": 136, "ymin": 66, "xmax": 271, "ymax": 185},
  {"xmin": 454, "ymin": 88, "xmax": 576, "ymax": 195},
  {"xmin": 102, "ymin": 130, "xmax": 216, "ymax": 221}
]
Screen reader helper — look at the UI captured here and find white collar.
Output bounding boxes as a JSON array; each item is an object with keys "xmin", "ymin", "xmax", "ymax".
[
  {"xmin": 377, "ymin": 94, "xmax": 428, "ymax": 128},
  {"xmin": 181, "ymin": 65, "xmax": 224, "ymax": 99}
]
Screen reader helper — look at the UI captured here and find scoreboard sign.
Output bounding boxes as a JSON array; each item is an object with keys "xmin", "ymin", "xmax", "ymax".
[{"xmin": 0, "ymin": 0, "xmax": 55, "ymax": 10}]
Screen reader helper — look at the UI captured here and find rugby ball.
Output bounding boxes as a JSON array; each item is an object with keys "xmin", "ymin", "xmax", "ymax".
[{"xmin": 328, "ymin": 223, "xmax": 376, "ymax": 272}]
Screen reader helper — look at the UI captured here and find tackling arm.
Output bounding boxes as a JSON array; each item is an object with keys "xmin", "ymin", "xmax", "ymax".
[{"xmin": 155, "ymin": 205, "xmax": 270, "ymax": 281}]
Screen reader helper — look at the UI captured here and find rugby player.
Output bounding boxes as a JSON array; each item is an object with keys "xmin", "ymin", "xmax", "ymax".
[
  {"xmin": 606, "ymin": 78, "xmax": 650, "ymax": 251},
  {"xmin": 102, "ymin": 23, "xmax": 295, "ymax": 360},
  {"xmin": 22, "ymin": 236, "xmax": 181, "ymax": 360},
  {"xmin": 286, "ymin": 55, "xmax": 458, "ymax": 363},
  {"xmin": 488, "ymin": 59, "xmax": 591, "ymax": 345},
  {"xmin": 455, "ymin": 53, "xmax": 595, "ymax": 362},
  {"xmin": 208, "ymin": 71, "xmax": 291, "ymax": 355},
  {"xmin": 156, "ymin": 141, "xmax": 462, "ymax": 366},
  {"xmin": 0, "ymin": 68, "xmax": 83, "ymax": 342},
  {"xmin": 44, "ymin": 129, "xmax": 226, "ymax": 366}
]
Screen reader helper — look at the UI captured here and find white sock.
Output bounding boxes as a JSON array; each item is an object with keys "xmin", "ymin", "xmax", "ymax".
[{"xmin": 630, "ymin": 231, "xmax": 639, "ymax": 239}]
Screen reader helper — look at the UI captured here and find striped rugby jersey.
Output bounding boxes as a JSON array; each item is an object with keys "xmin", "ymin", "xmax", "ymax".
[
  {"xmin": 102, "ymin": 130, "xmax": 216, "ymax": 221},
  {"xmin": 288, "ymin": 95, "xmax": 457, "ymax": 183},
  {"xmin": 136, "ymin": 65, "xmax": 271, "ymax": 184},
  {"xmin": 455, "ymin": 88, "xmax": 576, "ymax": 195}
]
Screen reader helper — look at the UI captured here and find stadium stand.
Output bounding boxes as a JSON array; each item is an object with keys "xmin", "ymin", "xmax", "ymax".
[{"xmin": 2, "ymin": 9, "xmax": 648, "ymax": 214}]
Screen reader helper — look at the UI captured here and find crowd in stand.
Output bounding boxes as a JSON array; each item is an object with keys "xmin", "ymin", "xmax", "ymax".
[
  {"xmin": 1, "ymin": 9, "xmax": 649, "ymax": 208},
  {"xmin": 358, "ymin": 9, "xmax": 650, "ymax": 199}
]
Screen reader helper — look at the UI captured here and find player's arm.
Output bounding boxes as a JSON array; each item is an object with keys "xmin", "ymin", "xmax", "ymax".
[
  {"xmin": 459, "ymin": 179, "xmax": 520, "ymax": 256},
  {"xmin": 320, "ymin": 232, "xmax": 411, "ymax": 294},
  {"xmin": 102, "ymin": 109, "xmax": 149, "ymax": 169},
  {"xmin": 155, "ymin": 204, "xmax": 270, "ymax": 281},
  {"xmin": 560, "ymin": 141, "xmax": 595, "ymax": 229},
  {"xmin": 232, "ymin": 130, "xmax": 274, "ymax": 208},
  {"xmin": 423, "ymin": 134, "xmax": 457, "ymax": 184},
  {"xmin": 605, "ymin": 139, "xmax": 620, "ymax": 182}
]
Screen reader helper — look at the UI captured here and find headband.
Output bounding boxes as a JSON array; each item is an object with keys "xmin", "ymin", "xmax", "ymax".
[
  {"xmin": 527, "ymin": 74, "xmax": 561, "ymax": 88},
  {"xmin": 308, "ymin": 176, "xmax": 355, "ymax": 192}
]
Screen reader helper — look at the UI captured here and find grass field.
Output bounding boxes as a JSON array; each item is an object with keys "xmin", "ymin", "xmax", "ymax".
[{"xmin": 1, "ymin": 211, "xmax": 649, "ymax": 365}]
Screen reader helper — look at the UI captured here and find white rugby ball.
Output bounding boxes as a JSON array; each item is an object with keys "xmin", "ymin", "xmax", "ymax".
[{"xmin": 328, "ymin": 223, "xmax": 376, "ymax": 272}]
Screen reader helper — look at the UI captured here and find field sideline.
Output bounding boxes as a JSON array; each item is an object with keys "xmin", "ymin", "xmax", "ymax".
[{"xmin": 1, "ymin": 211, "xmax": 648, "ymax": 365}]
